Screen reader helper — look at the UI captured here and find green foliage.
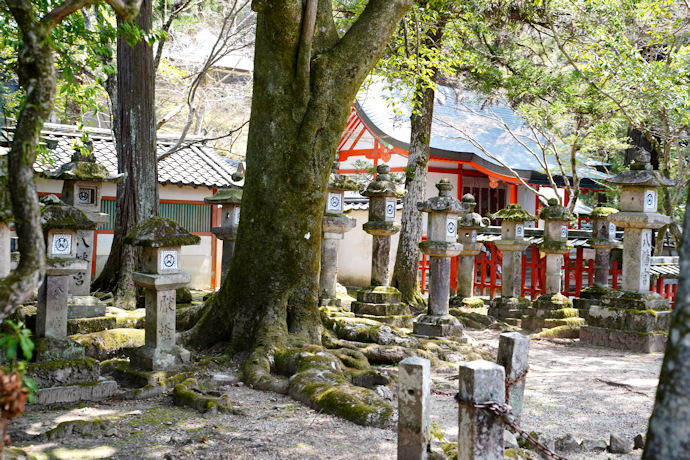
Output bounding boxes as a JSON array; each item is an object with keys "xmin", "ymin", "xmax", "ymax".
[{"xmin": 0, "ymin": 321, "xmax": 38, "ymax": 402}]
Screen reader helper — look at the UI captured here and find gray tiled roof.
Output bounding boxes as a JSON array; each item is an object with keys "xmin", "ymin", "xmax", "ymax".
[{"xmin": 32, "ymin": 124, "xmax": 242, "ymax": 189}]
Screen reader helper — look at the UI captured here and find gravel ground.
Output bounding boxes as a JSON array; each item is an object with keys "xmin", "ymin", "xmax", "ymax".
[{"xmin": 7, "ymin": 330, "xmax": 662, "ymax": 459}]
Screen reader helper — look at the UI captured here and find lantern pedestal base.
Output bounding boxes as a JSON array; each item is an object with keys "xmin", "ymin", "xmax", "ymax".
[
  {"xmin": 34, "ymin": 337, "xmax": 85, "ymax": 363},
  {"xmin": 412, "ymin": 314, "xmax": 464, "ymax": 338},
  {"xmin": 130, "ymin": 344, "xmax": 191, "ymax": 371},
  {"xmin": 352, "ymin": 286, "xmax": 406, "ymax": 316},
  {"xmin": 521, "ymin": 293, "xmax": 583, "ymax": 338},
  {"xmin": 488, "ymin": 296, "xmax": 531, "ymax": 326},
  {"xmin": 68, "ymin": 295, "xmax": 106, "ymax": 319}
]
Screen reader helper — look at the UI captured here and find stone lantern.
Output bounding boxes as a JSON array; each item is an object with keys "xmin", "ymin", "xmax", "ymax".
[
  {"xmin": 522, "ymin": 198, "xmax": 583, "ymax": 337},
  {"xmin": 573, "ymin": 207, "xmax": 619, "ymax": 315},
  {"xmin": 352, "ymin": 164, "xmax": 406, "ymax": 316},
  {"xmin": 413, "ymin": 179, "xmax": 468, "ymax": 337},
  {"xmin": 487, "ymin": 204, "xmax": 537, "ymax": 323},
  {"xmin": 319, "ymin": 163, "xmax": 358, "ymax": 307},
  {"xmin": 455, "ymin": 194, "xmax": 489, "ymax": 302},
  {"xmin": 204, "ymin": 179, "xmax": 242, "ymax": 284},
  {"xmin": 125, "ymin": 217, "xmax": 200, "ymax": 370},
  {"xmin": 581, "ymin": 148, "xmax": 677, "ymax": 352},
  {"xmin": 46, "ymin": 144, "xmax": 122, "ymax": 318},
  {"xmin": 35, "ymin": 198, "xmax": 92, "ymax": 361}
]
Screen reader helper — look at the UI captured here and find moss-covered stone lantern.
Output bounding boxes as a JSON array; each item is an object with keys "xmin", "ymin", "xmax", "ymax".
[
  {"xmin": 573, "ymin": 207, "xmax": 620, "ymax": 315},
  {"xmin": 204, "ymin": 175, "xmax": 243, "ymax": 284},
  {"xmin": 580, "ymin": 147, "xmax": 678, "ymax": 352},
  {"xmin": 125, "ymin": 217, "xmax": 200, "ymax": 370},
  {"xmin": 320, "ymin": 162, "xmax": 358, "ymax": 307},
  {"xmin": 35, "ymin": 199, "xmax": 93, "ymax": 362},
  {"xmin": 413, "ymin": 179, "xmax": 469, "ymax": 337},
  {"xmin": 455, "ymin": 193, "xmax": 490, "ymax": 302},
  {"xmin": 45, "ymin": 145, "xmax": 122, "ymax": 306},
  {"xmin": 487, "ymin": 204, "xmax": 537, "ymax": 323},
  {"xmin": 352, "ymin": 164, "xmax": 406, "ymax": 317},
  {"xmin": 522, "ymin": 198, "xmax": 582, "ymax": 337}
]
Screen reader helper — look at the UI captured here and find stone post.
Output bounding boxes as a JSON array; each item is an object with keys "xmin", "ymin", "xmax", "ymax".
[
  {"xmin": 487, "ymin": 204, "xmax": 536, "ymax": 325},
  {"xmin": 455, "ymin": 194, "xmax": 489, "ymax": 301},
  {"xmin": 574, "ymin": 207, "xmax": 620, "ymax": 315},
  {"xmin": 457, "ymin": 360, "xmax": 505, "ymax": 460},
  {"xmin": 413, "ymin": 179, "xmax": 468, "ymax": 337},
  {"xmin": 126, "ymin": 217, "xmax": 200, "ymax": 370},
  {"xmin": 497, "ymin": 332, "xmax": 530, "ymax": 422},
  {"xmin": 319, "ymin": 165, "xmax": 358, "ymax": 306},
  {"xmin": 581, "ymin": 148, "xmax": 677, "ymax": 352},
  {"xmin": 0, "ymin": 155, "xmax": 10, "ymax": 278},
  {"xmin": 35, "ymin": 199, "xmax": 92, "ymax": 362},
  {"xmin": 352, "ymin": 165, "xmax": 406, "ymax": 316},
  {"xmin": 398, "ymin": 357, "xmax": 431, "ymax": 460},
  {"xmin": 204, "ymin": 184, "xmax": 243, "ymax": 284},
  {"xmin": 522, "ymin": 199, "xmax": 583, "ymax": 337}
]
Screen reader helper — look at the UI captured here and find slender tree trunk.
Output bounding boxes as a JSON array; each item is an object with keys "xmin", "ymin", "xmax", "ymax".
[
  {"xmin": 643, "ymin": 191, "xmax": 690, "ymax": 458},
  {"xmin": 91, "ymin": 0, "xmax": 159, "ymax": 308},
  {"xmin": 392, "ymin": 79, "xmax": 436, "ymax": 306},
  {"xmin": 186, "ymin": 0, "xmax": 413, "ymax": 352}
]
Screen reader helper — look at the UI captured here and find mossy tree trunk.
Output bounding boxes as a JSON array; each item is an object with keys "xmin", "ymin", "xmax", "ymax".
[
  {"xmin": 91, "ymin": 0, "xmax": 159, "ymax": 308},
  {"xmin": 0, "ymin": 0, "xmax": 142, "ymax": 319},
  {"xmin": 187, "ymin": 0, "xmax": 413, "ymax": 355},
  {"xmin": 643, "ymin": 192, "xmax": 690, "ymax": 458}
]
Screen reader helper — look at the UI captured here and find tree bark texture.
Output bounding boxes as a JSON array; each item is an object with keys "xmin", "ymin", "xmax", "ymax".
[
  {"xmin": 392, "ymin": 81, "xmax": 436, "ymax": 305},
  {"xmin": 187, "ymin": 0, "xmax": 413, "ymax": 351},
  {"xmin": 643, "ymin": 191, "xmax": 690, "ymax": 459},
  {"xmin": 91, "ymin": 0, "xmax": 159, "ymax": 308}
]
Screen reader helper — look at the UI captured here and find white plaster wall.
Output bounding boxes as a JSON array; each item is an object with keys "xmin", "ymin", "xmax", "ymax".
[
  {"xmin": 337, "ymin": 209, "xmax": 401, "ymax": 287},
  {"xmin": 94, "ymin": 233, "xmax": 213, "ymax": 290}
]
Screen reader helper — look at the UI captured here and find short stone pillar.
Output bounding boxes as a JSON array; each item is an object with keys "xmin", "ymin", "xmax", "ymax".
[
  {"xmin": 581, "ymin": 148, "xmax": 677, "ymax": 352},
  {"xmin": 35, "ymin": 200, "xmax": 92, "ymax": 362},
  {"xmin": 320, "ymin": 165, "xmax": 358, "ymax": 307},
  {"xmin": 573, "ymin": 207, "xmax": 620, "ymax": 315},
  {"xmin": 522, "ymin": 198, "xmax": 583, "ymax": 337},
  {"xmin": 497, "ymin": 332, "xmax": 529, "ymax": 423},
  {"xmin": 398, "ymin": 357, "xmax": 431, "ymax": 460},
  {"xmin": 457, "ymin": 360, "xmax": 505, "ymax": 460},
  {"xmin": 46, "ymin": 145, "xmax": 122, "ymax": 318},
  {"xmin": 455, "ymin": 194, "xmax": 489, "ymax": 302},
  {"xmin": 413, "ymin": 179, "xmax": 467, "ymax": 337},
  {"xmin": 125, "ymin": 217, "xmax": 200, "ymax": 370},
  {"xmin": 352, "ymin": 164, "xmax": 406, "ymax": 316},
  {"xmin": 487, "ymin": 204, "xmax": 537, "ymax": 325},
  {"xmin": 204, "ymin": 186, "xmax": 242, "ymax": 284}
]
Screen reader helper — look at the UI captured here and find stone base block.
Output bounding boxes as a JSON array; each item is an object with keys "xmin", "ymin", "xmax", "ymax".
[
  {"xmin": 450, "ymin": 296, "xmax": 486, "ymax": 309},
  {"xmin": 356, "ymin": 286, "xmax": 403, "ymax": 304},
  {"xmin": 34, "ymin": 379, "xmax": 118, "ymax": 405},
  {"xmin": 488, "ymin": 296, "xmax": 530, "ymax": 319},
  {"xmin": 522, "ymin": 315, "xmax": 584, "ymax": 331},
  {"xmin": 587, "ymin": 305, "xmax": 671, "ymax": 332},
  {"xmin": 602, "ymin": 291, "xmax": 670, "ymax": 311},
  {"xmin": 34, "ymin": 337, "xmax": 85, "ymax": 363},
  {"xmin": 572, "ymin": 297, "xmax": 600, "ymax": 316},
  {"xmin": 27, "ymin": 358, "xmax": 100, "ymax": 388},
  {"xmin": 360, "ymin": 314, "xmax": 414, "ymax": 329},
  {"xmin": 351, "ymin": 301, "xmax": 406, "ymax": 316},
  {"xmin": 538, "ymin": 325, "xmax": 582, "ymax": 339},
  {"xmin": 580, "ymin": 326, "xmax": 667, "ymax": 353},
  {"xmin": 68, "ymin": 296, "xmax": 106, "ymax": 319},
  {"xmin": 413, "ymin": 314, "xmax": 464, "ymax": 338},
  {"xmin": 67, "ymin": 316, "xmax": 117, "ymax": 335},
  {"xmin": 524, "ymin": 307, "xmax": 580, "ymax": 319},
  {"xmin": 129, "ymin": 345, "xmax": 191, "ymax": 371},
  {"xmin": 505, "ymin": 318, "xmax": 522, "ymax": 327},
  {"xmin": 532, "ymin": 293, "xmax": 572, "ymax": 310}
]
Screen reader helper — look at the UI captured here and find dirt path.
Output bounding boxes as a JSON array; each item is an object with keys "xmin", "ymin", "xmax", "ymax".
[{"xmin": 7, "ymin": 331, "xmax": 662, "ymax": 459}]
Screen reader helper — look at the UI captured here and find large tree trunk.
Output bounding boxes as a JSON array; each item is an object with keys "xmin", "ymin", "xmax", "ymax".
[
  {"xmin": 643, "ymin": 191, "xmax": 690, "ymax": 458},
  {"xmin": 91, "ymin": 0, "xmax": 159, "ymax": 308},
  {"xmin": 392, "ymin": 79, "xmax": 436, "ymax": 307},
  {"xmin": 187, "ymin": 0, "xmax": 413, "ymax": 355}
]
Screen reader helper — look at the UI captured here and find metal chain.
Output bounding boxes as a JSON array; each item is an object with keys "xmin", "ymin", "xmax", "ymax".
[
  {"xmin": 454, "ymin": 393, "xmax": 568, "ymax": 460},
  {"xmin": 505, "ymin": 365, "xmax": 530, "ymax": 401}
]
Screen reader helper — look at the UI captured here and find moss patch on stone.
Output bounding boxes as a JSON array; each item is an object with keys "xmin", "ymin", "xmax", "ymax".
[
  {"xmin": 173, "ymin": 378, "xmax": 238, "ymax": 414},
  {"xmin": 71, "ymin": 328, "xmax": 145, "ymax": 361},
  {"xmin": 42, "ymin": 204, "xmax": 96, "ymax": 230},
  {"xmin": 489, "ymin": 203, "xmax": 537, "ymax": 222}
]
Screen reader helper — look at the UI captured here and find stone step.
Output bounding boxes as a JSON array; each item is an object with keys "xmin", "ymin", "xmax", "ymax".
[
  {"xmin": 360, "ymin": 314, "xmax": 413, "ymax": 329},
  {"xmin": 27, "ymin": 358, "xmax": 100, "ymax": 388},
  {"xmin": 34, "ymin": 379, "xmax": 118, "ymax": 405},
  {"xmin": 351, "ymin": 301, "xmax": 406, "ymax": 317},
  {"xmin": 67, "ymin": 308, "xmax": 145, "ymax": 335},
  {"xmin": 71, "ymin": 328, "xmax": 145, "ymax": 361}
]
